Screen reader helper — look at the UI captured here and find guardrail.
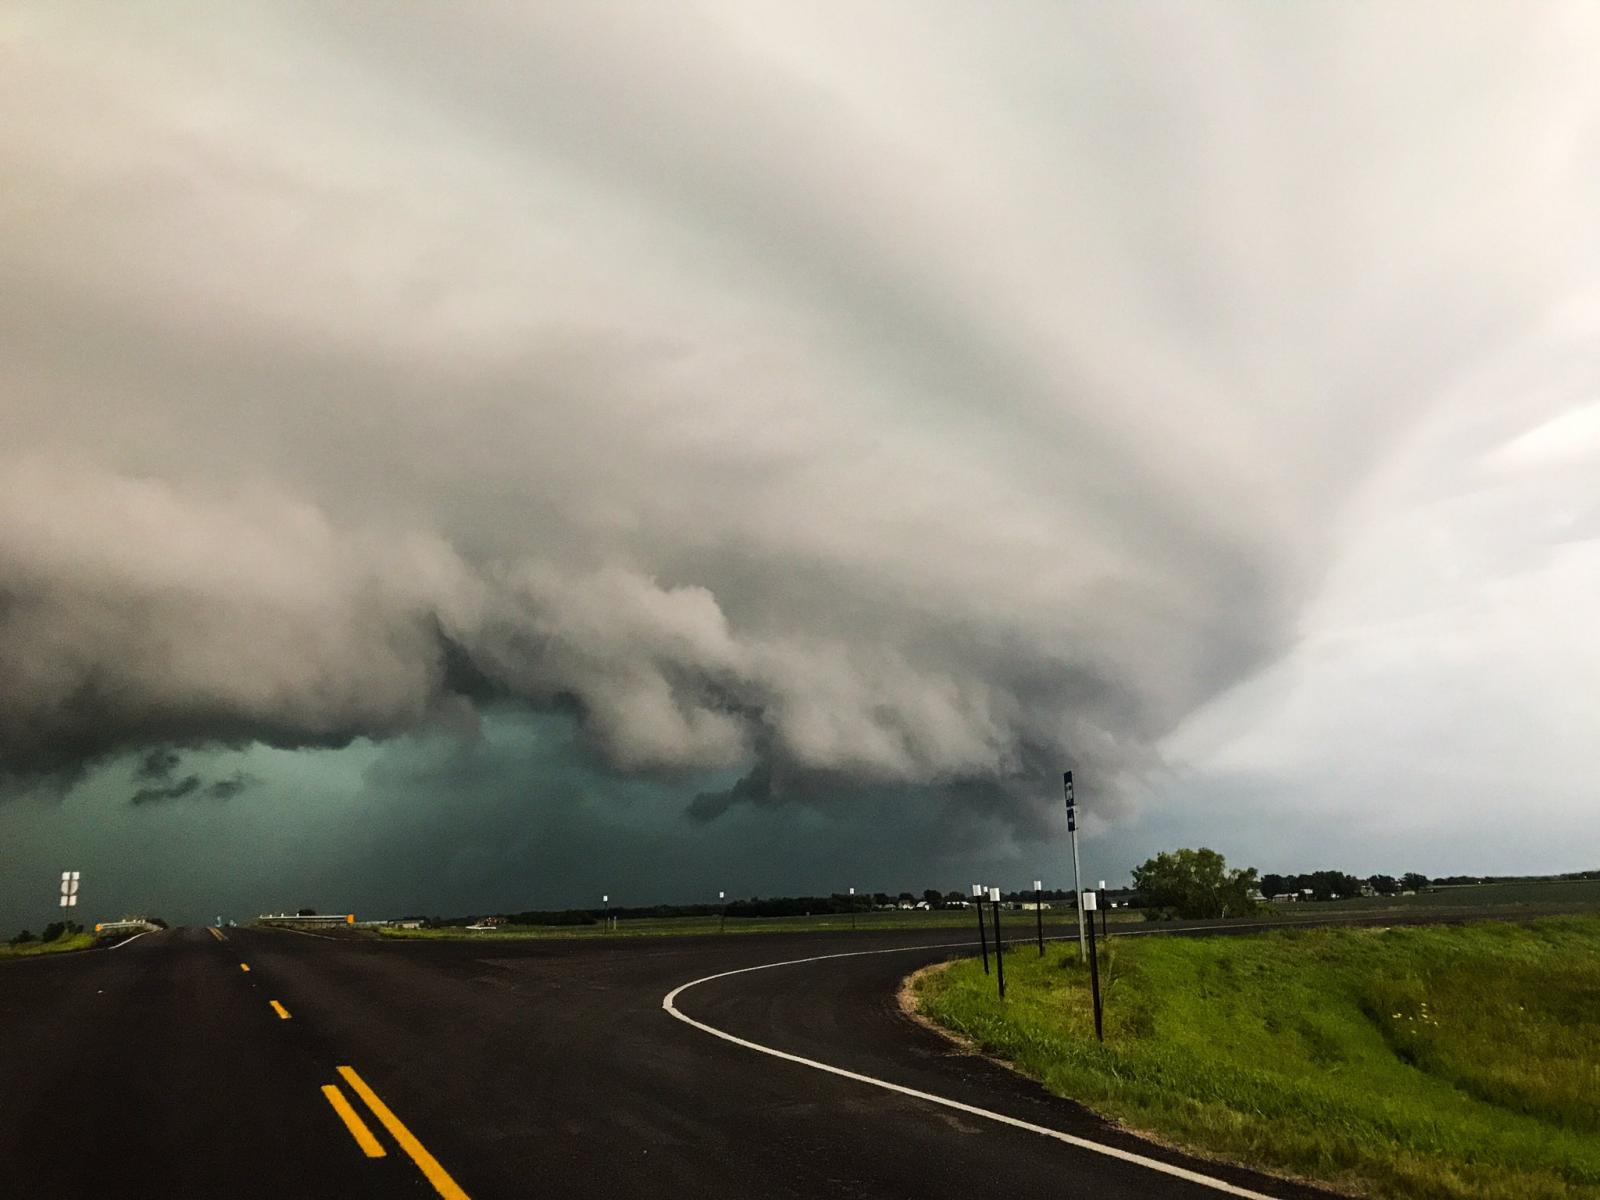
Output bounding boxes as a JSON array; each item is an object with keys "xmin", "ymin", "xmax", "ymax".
[
  {"xmin": 94, "ymin": 920, "xmax": 160, "ymax": 935},
  {"xmin": 257, "ymin": 913, "xmax": 357, "ymax": 927}
]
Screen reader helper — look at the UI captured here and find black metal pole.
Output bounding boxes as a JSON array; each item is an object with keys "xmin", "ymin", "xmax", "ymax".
[
  {"xmin": 993, "ymin": 895, "xmax": 1006, "ymax": 1000},
  {"xmin": 1086, "ymin": 899, "xmax": 1103, "ymax": 1042},
  {"xmin": 1035, "ymin": 882, "xmax": 1044, "ymax": 956},
  {"xmin": 1098, "ymin": 885, "xmax": 1108, "ymax": 940},
  {"xmin": 976, "ymin": 899, "xmax": 990, "ymax": 975}
]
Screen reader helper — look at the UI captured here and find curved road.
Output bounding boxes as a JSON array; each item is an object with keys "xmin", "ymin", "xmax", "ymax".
[{"xmin": 0, "ymin": 924, "xmax": 1335, "ymax": 1199}]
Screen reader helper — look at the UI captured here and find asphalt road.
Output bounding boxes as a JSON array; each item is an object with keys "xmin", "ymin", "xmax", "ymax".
[{"xmin": 0, "ymin": 923, "xmax": 1339, "ymax": 1199}]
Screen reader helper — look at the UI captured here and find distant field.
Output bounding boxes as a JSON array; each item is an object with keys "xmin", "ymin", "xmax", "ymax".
[
  {"xmin": 375, "ymin": 878, "xmax": 1600, "ymax": 942},
  {"xmin": 376, "ymin": 906, "xmax": 1142, "ymax": 941},
  {"xmin": 914, "ymin": 916, "xmax": 1600, "ymax": 1200},
  {"xmin": 1316, "ymin": 878, "xmax": 1600, "ymax": 916},
  {"xmin": 0, "ymin": 932, "xmax": 96, "ymax": 960}
]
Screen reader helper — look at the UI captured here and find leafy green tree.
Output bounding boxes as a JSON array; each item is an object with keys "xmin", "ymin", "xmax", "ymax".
[
  {"xmin": 1132, "ymin": 848, "xmax": 1263, "ymax": 920},
  {"xmin": 1402, "ymin": 872, "xmax": 1430, "ymax": 891},
  {"xmin": 923, "ymin": 889, "xmax": 943, "ymax": 906},
  {"xmin": 9, "ymin": 930, "xmax": 35, "ymax": 945}
]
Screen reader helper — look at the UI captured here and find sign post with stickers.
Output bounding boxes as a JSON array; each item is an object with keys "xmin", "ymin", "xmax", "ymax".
[
  {"xmin": 59, "ymin": 870, "xmax": 80, "ymax": 913},
  {"xmin": 1083, "ymin": 890, "xmax": 1104, "ymax": 1042},
  {"xmin": 1064, "ymin": 771, "xmax": 1085, "ymax": 961},
  {"xmin": 972, "ymin": 883, "xmax": 989, "ymax": 975},
  {"xmin": 989, "ymin": 886, "xmax": 1005, "ymax": 1000}
]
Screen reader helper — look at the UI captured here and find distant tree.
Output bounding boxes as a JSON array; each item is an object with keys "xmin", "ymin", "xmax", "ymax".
[
  {"xmin": 872, "ymin": 893, "xmax": 891, "ymax": 908},
  {"xmin": 1259, "ymin": 874, "xmax": 1289, "ymax": 897},
  {"xmin": 897, "ymin": 892, "xmax": 916, "ymax": 904},
  {"xmin": 945, "ymin": 891, "xmax": 965, "ymax": 904},
  {"xmin": 1132, "ymin": 848, "xmax": 1263, "ymax": 920},
  {"xmin": 922, "ymin": 889, "xmax": 943, "ymax": 906},
  {"xmin": 1367, "ymin": 874, "xmax": 1400, "ymax": 895},
  {"xmin": 296, "ymin": 908, "xmax": 318, "ymax": 916},
  {"xmin": 40, "ymin": 921, "xmax": 67, "ymax": 943},
  {"xmin": 9, "ymin": 930, "xmax": 35, "ymax": 945},
  {"xmin": 1402, "ymin": 873, "xmax": 1430, "ymax": 891}
]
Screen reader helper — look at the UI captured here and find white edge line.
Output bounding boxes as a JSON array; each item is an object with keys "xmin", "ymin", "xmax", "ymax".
[
  {"xmin": 108, "ymin": 931, "xmax": 150, "ymax": 950},
  {"xmin": 662, "ymin": 936, "xmax": 1284, "ymax": 1200}
]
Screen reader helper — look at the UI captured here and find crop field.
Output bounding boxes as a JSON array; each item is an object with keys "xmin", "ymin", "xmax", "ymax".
[{"xmin": 913, "ymin": 916, "xmax": 1600, "ymax": 1200}]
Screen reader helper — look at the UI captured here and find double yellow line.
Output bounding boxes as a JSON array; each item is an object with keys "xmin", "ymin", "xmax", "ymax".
[
  {"xmin": 320, "ymin": 1066, "xmax": 470, "ymax": 1200},
  {"xmin": 226, "ymin": 938, "xmax": 466, "ymax": 1197}
]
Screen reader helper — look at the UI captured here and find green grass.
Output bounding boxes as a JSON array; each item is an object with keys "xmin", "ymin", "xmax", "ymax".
[
  {"xmin": 0, "ymin": 932, "xmax": 97, "ymax": 959},
  {"xmin": 913, "ymin": 917, "xmax": 1600, "ymax": 1200},
  {"xmin": 376, "ymin": 908, "xmax": 1135, "ymax": 941}
]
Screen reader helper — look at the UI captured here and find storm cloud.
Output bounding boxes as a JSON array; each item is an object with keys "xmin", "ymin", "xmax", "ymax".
[{"xmin": 2, "ymin": 3, "xmax": 1598, "ymax": 869}]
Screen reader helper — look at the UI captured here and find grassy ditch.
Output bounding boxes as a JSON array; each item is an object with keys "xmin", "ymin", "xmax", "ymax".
[
  {"xmin": 0, "ymin": 932, "xmax": 97, "ymax": 960},
  {"xmin": 912, "ymin": 917, "xmax": 1600, "ymax": 1200}
]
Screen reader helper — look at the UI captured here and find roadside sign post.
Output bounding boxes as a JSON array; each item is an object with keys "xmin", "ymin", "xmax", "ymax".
[
  {"xmin": 59, "ymin": 871, "xmax": 80, "ymax": 933},
  {"xmin": 603, "ymin": 894, "xmax": 609, "ymax": 934},
  {"xmin": 990, "ymin": 887, "xmax": 1005, "ymax": 1000},
  {"xmin": 1064, "ymin": 772, "xmax": 1085, "ymax": 962},
  {"xmin": 718, "ymin": 891, "xmax": 726, "ymax": 934},
  {"xmin": 849, "ymin": 886, "xmax": 856, "ymax": 931},
  {"xmin": 972, "ymin": 883, "xmax": 989, "ymax": 975},
  {"xmin": 1034, "ymin": 880, "xmax": 1045, "ymax": 956},
  {"xmin": 1097, "ymin": 880, "xmax": 1108, "ymax": 940},
  {"xmin": 1083, "ymin": 891, "xmax": 1103, "ymax": 1042}
]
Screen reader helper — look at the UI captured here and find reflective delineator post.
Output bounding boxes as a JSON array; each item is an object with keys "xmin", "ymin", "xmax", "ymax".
[
  {"xmin": 990, "ymin": 887, "xmax": 1005, "ymax": 1000},
  {"xmin": 718, "ymin": 890, "xmax": 726, "ymax": 934},
  {"xmin": 972, "ymin": 883, "xmax": 989, "ymax": 975},
  {"xmin": 1083, "ymin": 890, "xmax": 1103, "ymax": 1042},
  {"xmin": 1097, "ymin": 880, "xmax": 1108, "ymax": 940},
  {"xmin": 849, "ymin": 886, "xmax": 856, "ymax": 932},
  {"xmin": 1034, "ymin": 879, "xmax": 1045, "ymax": 956},
  {"xmin": 603, "ymin": 894, "xmax": 609, "ymax": 934}
]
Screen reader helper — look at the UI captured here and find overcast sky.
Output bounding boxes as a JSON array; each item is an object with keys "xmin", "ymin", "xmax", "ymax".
[{"xmin": 3, "ymin": 3, "xmax": 1597, "ymax": 928}]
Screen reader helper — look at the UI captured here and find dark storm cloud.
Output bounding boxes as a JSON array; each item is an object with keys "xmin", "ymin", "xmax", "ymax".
[
  {"xmin": 126, "ymin": 746, "xmax": 257, "ymax": 805},
  {"xmin": 130, "ymin": 775, "xmax": 202, "ymax": 806},
  {"xmin": 1, "ymin": 1, "xmax": 1597, "ymax": 858}
]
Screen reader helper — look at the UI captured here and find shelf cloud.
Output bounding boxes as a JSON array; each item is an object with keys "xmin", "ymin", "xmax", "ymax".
[{"xmin": 2, "ymin": 3, "xmax": 1597, "ymax": 869}]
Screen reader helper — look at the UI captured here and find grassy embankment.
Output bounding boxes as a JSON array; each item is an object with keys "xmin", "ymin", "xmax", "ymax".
[
  {"xmin": 0, "ymin": 932, "xmax": 97, "ymax": 960},
  {"xmin": 913, "ymin": 917, "xmax": 1600, "ymax": 1200}
]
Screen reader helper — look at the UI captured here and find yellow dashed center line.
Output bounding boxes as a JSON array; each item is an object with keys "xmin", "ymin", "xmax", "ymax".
[
  {"xmin": 269, "ymin": 1000, "xmax": 291, "ymax": 1020},
  {"xmin": 338, "ymin": 1065, "xmax": 471, "ymax": 1200},
  {"xmin": 321, "ymin": 1084, "xmax": 387, "ymax": 1158},
  {"xmin": 208, "ymin": 926, "xmax": 227, "ymax": 941}
]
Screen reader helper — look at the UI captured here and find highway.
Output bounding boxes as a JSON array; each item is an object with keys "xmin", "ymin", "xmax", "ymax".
[{"xmin": 0, "ymin": 925, "xmax": 1336, "ymax": 1199}]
